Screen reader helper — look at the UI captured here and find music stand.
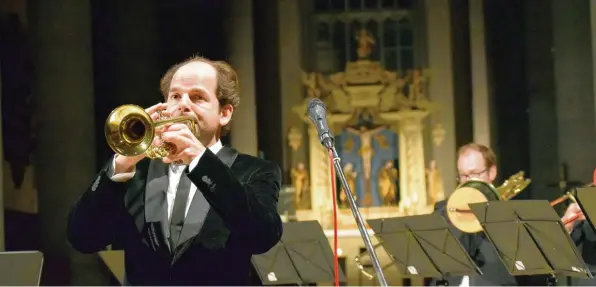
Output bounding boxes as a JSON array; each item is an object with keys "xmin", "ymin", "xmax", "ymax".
[
  {"xmin": 367, "ymin": 213, "xmax": 482, "ymax": 286},
  {"xmin": 0, "ymin": 251, "xmax": 44, "ymax": 286},
  {"xmin": 468, "ymin": 200, "xmax": 593, "ymax": 285},
  {"xmin": 251, "ymin": 220, "xmax": 346, "ymax": 286}
]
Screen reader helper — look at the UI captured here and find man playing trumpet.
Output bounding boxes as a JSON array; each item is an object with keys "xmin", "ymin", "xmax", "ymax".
[{"xmin": 67, "ymin": 56, "xmax": 282, "ymax": 285}]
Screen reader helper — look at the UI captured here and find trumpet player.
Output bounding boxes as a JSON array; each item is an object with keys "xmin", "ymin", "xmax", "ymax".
[
  {"xmin": 433, "ymin": 143, "xmax": 545, "ymax": 286},
  {"xmin": 66, "ymin": 56, "xmax": 282, "ymax": 285}
]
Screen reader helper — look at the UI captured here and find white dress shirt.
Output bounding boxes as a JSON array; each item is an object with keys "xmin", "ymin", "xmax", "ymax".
[{"xmin": 110, "ymin": 140, "xmax": 223, "ymax": 221}]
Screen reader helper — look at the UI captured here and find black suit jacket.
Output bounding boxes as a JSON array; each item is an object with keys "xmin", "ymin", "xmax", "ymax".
[
  {"xmin": 569, "ymin": 221, "xmax": 596, "ymax": 285},
  {"xmin": 67, "ymin": 147, "xmax": 283, "ymax": 285},
  {"xmin": 433, "ymin": 200, "xmax": 546, "ymax": 286}
]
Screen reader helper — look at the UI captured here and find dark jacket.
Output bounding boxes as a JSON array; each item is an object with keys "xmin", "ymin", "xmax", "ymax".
[
  {"xmin": 67, "ymin": 147, "xmax": 283, "ymax": 285},
  {"xmin": 569, "ymin": 221, "xmax": 596, "ymax": 286}
]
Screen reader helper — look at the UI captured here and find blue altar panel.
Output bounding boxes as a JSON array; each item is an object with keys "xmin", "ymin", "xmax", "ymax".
[{"xmin": 336, "ymin": 126, "xmax": 399, "ymax": 207}]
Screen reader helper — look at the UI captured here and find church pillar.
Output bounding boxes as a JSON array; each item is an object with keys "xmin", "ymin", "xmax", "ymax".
[
  {"xmin": 552, "ymin": 0, "xmax": 596, "ymax": 184},
  {"xmin": 28, "ymin": 0, "xmax": 106, "ymax": 284},
  {"xmin": 424, "ymin": 0, "xmax": 457, "ymax": 194},
  {"xmin": 278, "ymin": 0, "xmax": 305, "ymax": 176},
  {"xmin": 469, "ymin": 0, "xmax": 492, "ymax": 146},
  {"xmin": 228, "ymin": 0, "xmax": 258, "ymax": 156}
]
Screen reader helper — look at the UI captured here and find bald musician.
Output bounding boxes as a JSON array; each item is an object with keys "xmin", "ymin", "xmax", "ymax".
[{"xmin": 433, "ymin": 143, "xmax": 546, "ymax": 286}]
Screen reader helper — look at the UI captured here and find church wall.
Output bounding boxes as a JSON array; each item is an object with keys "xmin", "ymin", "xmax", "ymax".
[
  {"xmin": 524, "ymin": 0, "xmax": 560, "ymax": 202},
  {"xmin": 551, "ymin": 0, "xmax": 596, "ymax": 187},
  {"xmin": 484, "ymin": 1, "xmax": 532, "ymax": 188}
]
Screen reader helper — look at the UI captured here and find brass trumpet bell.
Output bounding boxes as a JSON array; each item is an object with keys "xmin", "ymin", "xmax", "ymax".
[
  {"xmin": 104, "ymin": 104, "xmax": 199, "ymax": 159},
  {"xmin": 446, "ymin": 171, "xmax": 531, "ymax": 233}
]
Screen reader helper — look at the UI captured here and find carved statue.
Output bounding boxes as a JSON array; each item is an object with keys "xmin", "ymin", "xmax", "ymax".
[
  {"xmin": 345, "ymin": 125, "xmax": 386, "ymax": 181},
  {"xmin": 355, "ymin": 28, "xmax": 375, "ymax": 60},
  {"xmin": 301, "ymin": 72, "xmax": 320, "ymax": 99},
  {"xmin": 291, "ymin": 162, "xmax": 309, "ymax": 209},
  {"xmin": 340, "ymin": 162, "xmax": 358, "ymax": 206},
  {"xmin": 378, "ymin": 160, "xmax": 399, "ymax": 205},
  {"xmin": 426, "ymin": 160, "xmax": 445, "ymax": 205},
  {"xmin": 287, "ymin": 127, "xmax": 303, "ymax": 152}
]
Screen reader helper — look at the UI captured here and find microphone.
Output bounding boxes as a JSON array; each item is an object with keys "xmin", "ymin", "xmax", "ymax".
[
  {"xmin": 307, "ymin": 98, "xmax": 334, "ymax": 149},
  {"xmin": 304, "ymin": 98, "xmax": 389, "ymax": 286}
]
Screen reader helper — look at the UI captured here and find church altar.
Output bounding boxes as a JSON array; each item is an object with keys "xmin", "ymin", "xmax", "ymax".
[{"xmin": 290, "ymin": 53, "xmax": 446, "ymax": 230}]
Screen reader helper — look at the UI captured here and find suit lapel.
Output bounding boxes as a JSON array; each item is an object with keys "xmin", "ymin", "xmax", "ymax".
[
  {"xmin": 144, "ymin": 160, "xmax": 171, "ymax": 251},
  {"xmin": 173, "ymin": 147, "xmax": 238, "ymax": 257}
]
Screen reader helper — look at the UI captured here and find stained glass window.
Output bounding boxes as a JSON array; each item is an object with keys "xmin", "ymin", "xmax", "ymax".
[{"xmin": 311, "ymin": 0, "xmax": 416, "ymax": 74}]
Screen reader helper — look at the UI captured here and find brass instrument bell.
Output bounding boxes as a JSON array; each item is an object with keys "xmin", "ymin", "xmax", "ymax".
[
  {"xmin": 104, "ymin": 104, "xmax": 199, "ymax": 159},
  {"xmin": 446, "ymin": 171, "xmax": 531, "ymax": 233}
]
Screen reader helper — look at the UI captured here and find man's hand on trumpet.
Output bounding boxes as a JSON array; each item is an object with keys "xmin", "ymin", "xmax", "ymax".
[
  {"xmin": 562, "ymin": 203, "xmax": 585, "ymax": 232},
  {"xmin": 158, "ymin": 122, "xmax": 206, "ymax": 166},
  {"xmin": 113, "ymin": 103, "xmax": 169, "ymax": 174}
]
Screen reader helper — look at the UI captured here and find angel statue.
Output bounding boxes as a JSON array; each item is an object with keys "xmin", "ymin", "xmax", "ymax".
[
  {"xmin": 355, "ymin": 28, "xmax": 375, "ymax": 59},
  {"xmin": 378, "ymin": 160, "xmax": 399, "ymax": 205},
  {"xmin": 301, "ymin": 72, "xmax": 320, "ymax": 99},
  {"xmin": 426, "ymin": 160, "xmax": 445, "ymax": 205},
  {"xmin": 340, "ymin": 162, "xmax": 358, "ymax": 206}
]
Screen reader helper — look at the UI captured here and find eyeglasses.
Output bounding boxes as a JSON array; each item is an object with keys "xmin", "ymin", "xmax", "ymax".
[{"xmin": 456, "ymin": 168, "xmax": 488, "ymax": 183}]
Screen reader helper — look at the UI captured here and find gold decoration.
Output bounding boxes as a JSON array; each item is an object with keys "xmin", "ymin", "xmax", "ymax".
[
  {"xmin": 291, "ymin": 162, "xmax": 309, "ymax": 209},
  {"xmin": 339, "ymin": 163, "xmax": 358, "ymax": 206},
  {"xmin": 287, "ymin": 127, "xmax": 303, "ymax": 152},
  {"xmin": 378, "ymin": 160, "xmax": 399, "ymax": 205},
  {"xmin": 432, "ymin": 123, "xmax": 446, "ymax": 147},
  {"xmin": 356, "ymin": 28, "xmax": 376, "ymax": 60},
  {"xmin": 426, "ymin": 160, "xmax": 445, "ymax": 205}
]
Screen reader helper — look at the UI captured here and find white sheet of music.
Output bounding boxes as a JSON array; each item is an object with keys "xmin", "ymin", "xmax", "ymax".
[{"xmin": 460, "ymin": 276, "xmax": 469, "ymax": 287}]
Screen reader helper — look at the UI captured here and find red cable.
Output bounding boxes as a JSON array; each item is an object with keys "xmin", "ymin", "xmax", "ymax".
[{"xmin": 328, "ymin": 150, "xmax": 340, "ymax": 286}]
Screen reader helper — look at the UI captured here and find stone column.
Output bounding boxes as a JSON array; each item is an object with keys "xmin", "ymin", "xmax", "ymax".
[
  {"xmin": 552, "ymin": 0, "xmax": 596, "ymax": 183},
  {"xmin": 28, "ymin": 0, "xmax": 106, "ymax": 285},
  {"xmin": 424, "ymin": 0, "xmax": 457, "ymax": 195},
  {"xmin": 228, "ymin": 0, "xmax": 258, "ymax": 156},
  {"xmin": 469, "ymin": 0, "xmax": 492, "ymax": 146},
  {"xmin": 278, "ymin": 0, "xmax": 306, "ymax": 175}
]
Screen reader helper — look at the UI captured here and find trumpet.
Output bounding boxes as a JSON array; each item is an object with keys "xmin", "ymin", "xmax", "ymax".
[
  {"xmin": 446, "ymin": 171, "xmax": 531, "ymax": 233},
  {"xmin": 104, "ymin": 104, "xmax": 199, "ymax": 159}
]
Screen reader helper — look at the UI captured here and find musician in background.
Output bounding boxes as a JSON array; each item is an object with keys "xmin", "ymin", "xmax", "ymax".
[
  {"xmin": 433, "ymin": 143, "xmax": 545, "ymax": 286},
  {"xmin": 66, "ymin": 56, "xmax": 282, "ymax": 285},
  {"xmin": 564, "ymin": 193, "xmax": 596, "ymax": 285}
]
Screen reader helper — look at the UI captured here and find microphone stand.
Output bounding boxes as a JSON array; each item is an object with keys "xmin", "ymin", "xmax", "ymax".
[{"xmin": 328, "ymin": 145, "xmax": 389, "ymax": 286}]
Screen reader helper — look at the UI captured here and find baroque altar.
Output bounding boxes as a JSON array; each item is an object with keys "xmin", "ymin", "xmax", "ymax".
[{"xmin": 291, "ymin": 53, "xmax": 443, "ymax": 229}]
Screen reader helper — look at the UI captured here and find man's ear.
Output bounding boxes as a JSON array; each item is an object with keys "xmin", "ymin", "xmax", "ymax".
[
  {"xmin": 219, "ymin": 104, "xmax": 234, "ymax": 127},
  {"xmin": 489, "ymin": 165, "xmax": 498, "ymax": 182}
]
